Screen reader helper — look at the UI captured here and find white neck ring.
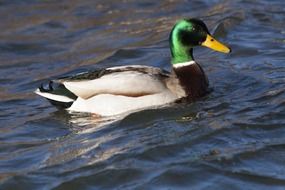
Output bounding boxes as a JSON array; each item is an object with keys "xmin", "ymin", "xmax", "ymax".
[{"xmin": 173, "ymin": 60, "xmax": 196, "ymax": 68}]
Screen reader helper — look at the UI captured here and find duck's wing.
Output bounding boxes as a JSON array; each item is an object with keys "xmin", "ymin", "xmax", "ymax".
[
  {"xmin": 35, "ymin": 65, "xmax": 171, "ymax": 107},
  {"xmin": 55, "ymin": 65, "xmax": 171, "ymax": 99}
]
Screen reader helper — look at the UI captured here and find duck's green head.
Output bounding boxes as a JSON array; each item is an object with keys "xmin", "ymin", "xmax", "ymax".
[{"xmin": 170, "ymin": 18, "xmax": 231, "ymax": 64}]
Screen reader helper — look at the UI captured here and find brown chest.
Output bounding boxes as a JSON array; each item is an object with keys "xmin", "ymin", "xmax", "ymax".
[{"xmin": 174, "ymin": 63, "xmax": 209, "ymax": 100}]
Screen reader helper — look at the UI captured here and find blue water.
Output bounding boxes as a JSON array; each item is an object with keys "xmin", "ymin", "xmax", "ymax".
[{"xmin": 0, "ymin": 0, "xmax": 285, "ymax": 189}]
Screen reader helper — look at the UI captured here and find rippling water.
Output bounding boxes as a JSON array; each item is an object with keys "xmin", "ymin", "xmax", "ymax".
[{"xmin": 1, "ymin": 0, "xmax": 285, "ymax": 189}]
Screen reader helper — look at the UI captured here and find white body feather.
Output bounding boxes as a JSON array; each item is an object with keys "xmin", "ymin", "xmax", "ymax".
[{"xmin": 68, "ymin": 91, "xmax": 178, "ymax": 116}]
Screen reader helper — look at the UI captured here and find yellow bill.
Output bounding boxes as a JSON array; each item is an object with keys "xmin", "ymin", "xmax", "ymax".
[{"xmin": 202, "ymin": 34, "xmax": 231, "ymax": 53}]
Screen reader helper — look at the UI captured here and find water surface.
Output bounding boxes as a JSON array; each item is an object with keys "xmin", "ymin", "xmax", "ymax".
[{"xmin": 1, "ymin": 0, "xmax": 285, "ymax": 189}]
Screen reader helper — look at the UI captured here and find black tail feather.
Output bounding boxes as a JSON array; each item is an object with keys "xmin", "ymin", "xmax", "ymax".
[
  {"xmin": 47, "ymin": 99, "xmax": 74, "ymax": 109},
  {"xmin": 38, "ymin": 80, "xmax": 78, "ymax": 109}
]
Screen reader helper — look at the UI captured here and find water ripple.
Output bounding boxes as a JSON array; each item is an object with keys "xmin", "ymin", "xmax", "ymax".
[{"xmin": 1, "ymin": 0, "xmax": 285, "ymax": 189}]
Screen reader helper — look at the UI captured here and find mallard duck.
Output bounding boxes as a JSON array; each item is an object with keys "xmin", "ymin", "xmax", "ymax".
[{"xmin": 35, "ymin": 18, "xmax": 231, "ymax": 116}]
